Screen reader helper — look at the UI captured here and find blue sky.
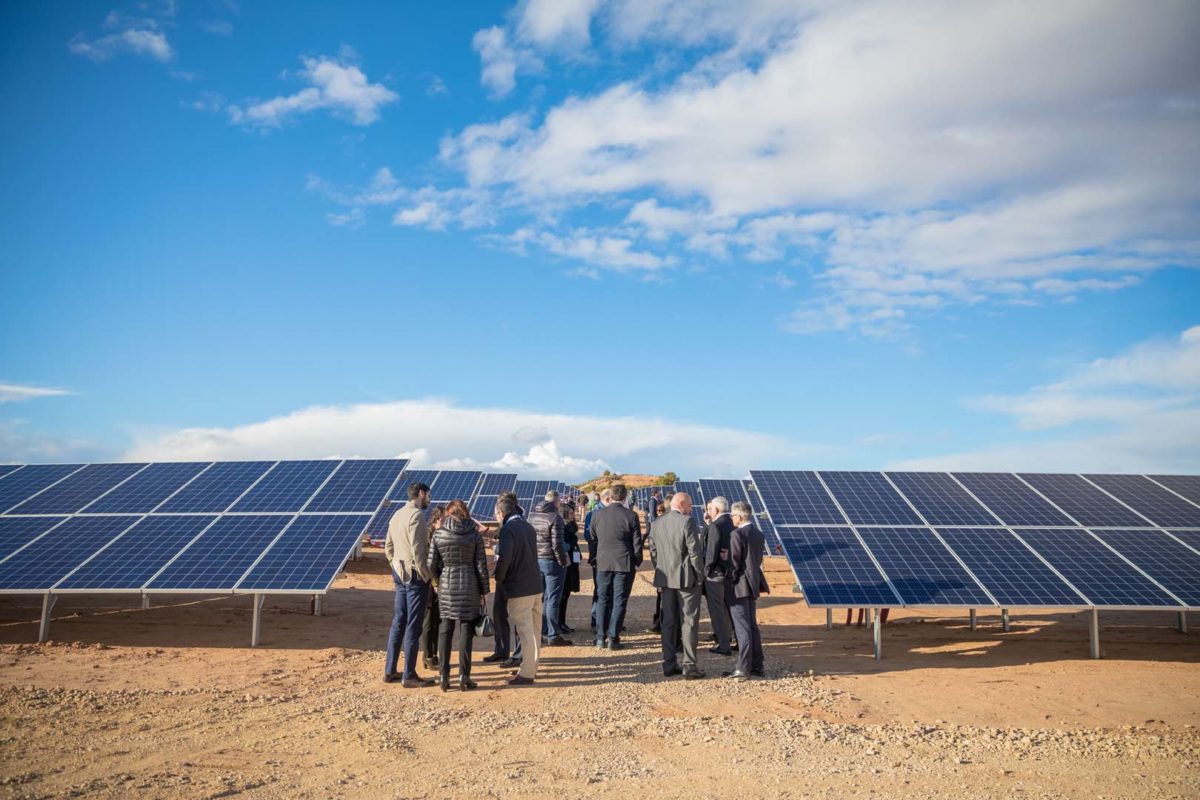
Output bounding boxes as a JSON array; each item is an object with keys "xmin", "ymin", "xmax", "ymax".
[{"xmin": 1, "ymin": 0, "xmax": 1198, "ymax": 479}]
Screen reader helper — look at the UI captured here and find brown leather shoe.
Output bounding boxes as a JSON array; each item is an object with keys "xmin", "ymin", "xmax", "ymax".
[
  {"xmin": 507, "ymin": 674, "xmax": 535, "ymax": 685},
  {"xmin": 400, "ymin": 676, "xmax": 436, "ymax": 688}
]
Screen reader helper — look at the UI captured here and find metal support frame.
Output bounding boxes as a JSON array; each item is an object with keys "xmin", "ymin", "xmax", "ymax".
[
  {"xmin": 872, "ymin": 609, "xmax": 882, "ymax": 661},
  {"xmin": 825, "ymin": 608, "xmax": 832, "ymax": 630},
  {"xmin": 1089, "ymin": 609, "xmax": 1100, "ymax": 659},
  {"xmin": 1001, "ymin": 609, "xmax": 1010, "ymax": 632},
  {"xmin": 1178, "ymin": 611, "xmax": 1188, "ymax": 634},
  {"xmin": 251, "ymin": 593, "xmax": 265, "ymax": 647},
  {"xmin": 313, "ymin": 594, "xmax": 322, "ymax": 616},
  {"xmin": 142, "ymin": 594, "xmax": 150, "ymax": 610},
  {"xmin": 354, "ymin": 542, "xmax": 363, "ymax": 560},
  {"xmin": 969, "ymin": 609, "xmax": 977, "ymax": 631},
  {"xmin": 39, "ymin": 593, "xmax": 55, "ymax": 643}
]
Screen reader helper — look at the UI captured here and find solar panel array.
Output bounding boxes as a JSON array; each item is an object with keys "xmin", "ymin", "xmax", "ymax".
[
  {"xmin": 0, "ymin": 459, "xmax": 408, "ymax": 596},
  {"xmin": 751, "ymin": 470, "xmax": 1200, "ymax": 611}
]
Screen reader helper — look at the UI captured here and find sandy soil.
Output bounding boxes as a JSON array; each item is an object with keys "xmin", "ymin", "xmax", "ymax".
[{"xmin": 1, "ymin": 548, "xmax": 1198, "ymax": 799}]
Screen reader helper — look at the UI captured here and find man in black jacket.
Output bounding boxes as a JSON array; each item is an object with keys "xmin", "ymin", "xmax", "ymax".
[
  {"xmin": 590, "ymin": 483, "xmax": 642, "ymax": 649},
  {"xmin": 702, "ymin": 496, "xmax": 737, "ymax": 656},
  {"xmin": 528, "ymin": 490, "xmax": 572, "ymax": 646},
  {"xmin": 724, "ymin": 501, "xmax": 768, "ymax": 681},
  {"xmin": 484, "ymin": 492, "xmax": 520, "ymax": 666},
  {"xmin": 494, "ymin": 495, "xmax": 544, "ymax": 685}
]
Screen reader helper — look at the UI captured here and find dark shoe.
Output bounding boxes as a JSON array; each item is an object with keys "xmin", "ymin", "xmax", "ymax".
[
  {"xmin": 438, "ymin": 675, "xmax": 450, "ymax": 692},
  {"xmin": 482, "ymin": 653, "xmax": 507, "ymax": 663},
  {"xmin": 401, "ymin": 676, "xmax": 436, "ymax": 689},
  {"xmin": 546, "ymin": 637, "xmax": 573, "ymax": 647},
  {"xmin": 708, "ymin": 633, "xmax": 719, "ymax": 642},
  {"xmin": 500, "ymin": 658, "xmax": 521, "ymax": 669},
  {"xmin": 682, "ymin": 668, "xmax": 706, "ymax": 680},
  {"xmin": 459, "ymin": 677, "xmax": 478, "ymax": 691},
  {"xmin": 383, "ymin": 672, "xmax": 401, "ymax": 684},
  {"xmin": 709, "ymin": 647, "xmax": 733, "ymax": 656},
  {"xmin": 423, "ymin": 656, "xmax": 439, "ymax": 669},
  {"xmin": 650, "ymin": 625, "xmax": 661, "ymax": 633},
  {"xmin": 731, "ymin": 643, "xmax": 740, "ymax": 652},
  {"xmin": 750, "ymin": 669, "xmax": 766, "ymax": 678},
  {"xmin": 722, "ymin": 670, "xmax": 750, "ymax": 681},
  {"xmin": 508, "ymin": 674, "xmax": 535, "ymax": 685},
  {"xmin": 606, "ymin": 638, "xmax": 623, "ymax": 651},
  {"xmin": 663, "ymin": 667, "xmax": 682, "ymax": 677},
  {"xmin": 560, "ymin": 624, "xmax": 575, "ymax": 634},
  {"xmin": 595, "ymin": 639, "xmax": 606, "ymax": 648}
]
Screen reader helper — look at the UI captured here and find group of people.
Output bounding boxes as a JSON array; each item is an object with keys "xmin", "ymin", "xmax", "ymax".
[{"xmin": 382, "ymin": 480, "xmax": 768, "ymax": 690}]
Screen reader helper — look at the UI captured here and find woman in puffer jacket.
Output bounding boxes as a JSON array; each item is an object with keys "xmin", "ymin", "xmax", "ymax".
[{"xmin": 427, "ymin": 499, "xmax": 490, "ymax": 691}]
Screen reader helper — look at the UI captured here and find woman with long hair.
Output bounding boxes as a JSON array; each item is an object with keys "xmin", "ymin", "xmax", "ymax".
[
  {"xmin": 419, "ymin": 505, "xmax": 445, "ymax": 669},
  {"xmin": 427, "ymin": 499, "xmax": 490, "ymax": 691}
]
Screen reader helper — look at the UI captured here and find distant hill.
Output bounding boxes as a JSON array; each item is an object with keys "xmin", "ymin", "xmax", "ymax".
[{"xmin": 577, "ymin": 471, "xmax": 677, "ymax": 495}]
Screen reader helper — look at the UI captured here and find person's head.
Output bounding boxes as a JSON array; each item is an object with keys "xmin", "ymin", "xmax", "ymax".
[
  {"xmin": 671, "ymin": 492, "xmax": 692, "ymax": 514},
  {"xmin": 444, "ymin": 499, "xmax": 471, "ymax": 523},
  {"xmin": 655, "ymin": 503, "xmax": 666, "ymax": 517},
  {"xmin": 652, "ymin": 488, "xmax": 661, "ymax": 498},
  {"xmin": 708, "ymin": 496, "xmax": 729, "ymax": 518},
  {"xmin": 600, "ymin": 487, "xmax": 614, "ymax": 506},
  {"xmin": 544, "ymin": 489, "xmax": 559, "ymax": 507},
  {"xmin": 609, "ymin": 483, "xmax": 628, "ymax": 504},
  {"xmin": 408, "ymin": 481, "xmax": 432, "ymax": 509},
  {"xmin": 590, "ymin": 491, "xmax": 600, "ymax": 506},
  {"xmin": 562, "ymin": 503, "xmax": 576, "ymax": 522},
  {"xmin": 428, "ymin": 505, "xmax": 445, "ymax": 529},
  {"xmin": 730, "ymin": 500, "xmax": 753, "ymax": 526},
  {"xmin": 495, "ymin": 494, "xmax": 519, "ymax": 523}
]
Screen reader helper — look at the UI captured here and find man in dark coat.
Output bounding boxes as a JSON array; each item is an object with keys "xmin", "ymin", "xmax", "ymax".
[
  {"xmin": 702, "ymin": 496, "xmax": 737, "ymax": 656},
  {"xmin": 724, "ymin": 501, "xmax": 768, "ymax": 681},
  {"xmin": 649, "ymin": 492, "xmax": 705, "ymax": 680},
  {"xmin": 494, "ymin": 494, "xmax": 545, "ymax": 685},
  {"xmin": 589, "ymin": 483, "xmax": 642, "ymax": 649},
  {"xmin": 485, "ymin": 492, "xmax": 521, "ymax": 666},
  {"xmin": 528, "ymin": 490, "xmax": 572, "ymax": 645}
]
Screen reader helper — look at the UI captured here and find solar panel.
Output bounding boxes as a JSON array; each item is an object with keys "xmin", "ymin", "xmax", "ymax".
[
  {"xmin": 364, "ymin": 503, "xmax": 402, "ymax": 545},
  {"xmin": 674, "ymin": 481, "xmax": 706, "ymax": 528},
  {"xmin": 0, "ymin": 516, "xmax": 68, "ymax": 561},
  {"xmin": 470, "ymin": 494, "xmax": 499, "ymax": 521},
  {"xmin": 0, "ymin": 465, "xmax": 22, "ymax": 479},
  {"xmin": 80, "ymin": 462, "xmax": 211, "ymax": 514},
  {"xmin": 514, "ymin": 480, "xmax": 537, "ymax": 509},
  {"xmin": 935, "ymin": 528, "xmax": 1088, "ymax": 607},
  {"xmin": 0, "ymin": 464, "xmax": 86, "ymax": 513},
  {"xmin": 748, "ymin": 470, "xmax": 844, "ymax": 525},
  {"xmin": 6, "ymin": 463, "xmax": 148, "ymax": 515},
  {"xmin": 56, "ymin": 515, "xmax": 218, "ymax": 591},
  {"xmin": 1082, "ymin": 475, "xmax": 1200, "ymax": 528},
  {"xmin": 430, "ymin": 471, "xmax": 482, "ymax": 502},
  {"xmin": 147, "ymin": 514, "xmax": 293, "ymax": 591},
  {"xmin": 1169, "ymin": 530, "xmax": 1200, "ymax": 552},
  {"xmin": 819, "ymin": 472, "xmax": 925, "ymax": 526},
  {"xmin": 1147, "ymin": 475, "xmax": 1200, "ymax": 506},
  {"xmin": 741, "ymin": 479, "xmax": 780, "ymax": 546},
  {"xmin": 886, "ymin": 472, "xmax": 1000, "ymax": 526},
  {"xmin": 699, "ymin": 479, "xmax": 750, "ymax": 508},
  {"xmin": 1015, "ymin": 528, "xmax": 1181, "ymax": 608},
  {"xmin": 854, "ymin": 527, "xmax": 993, "ymax": 606},
  {"xmin": 237, "ymin": 514, "xmax": 371, "ymax": 592},
  {"xmin": 1018, "ymin": 473, "xmax": 1149, "ymax": 527},
  {"xmin": 228, "ymin": 461, "xmax": 340, "ymax": 513},
  {"xmin": 777, "ymin": 526, "xmax": 900, "ymax": 606},
  {"xmin": 304, "ymin": 459, "xmax": 407, "ymax": 513},
  {"xmin": 0, "ymin": 516, "xmax": 142, "ymax": 591},
  {"xmin": 387, "ymin": 470, "xmax": 440, "ymax": 502},
  {"xmin": 1089, "ymin": 529, "xmax": 1200, "ymax": 608},
  {"xmin": 477, "ymin": 473, "xmax": 517, "ymax": 496},
  {"xmin": 155, "ymin": 461, "xmax": 275, "ymax": 513},
  {"xmin": 952, "ymin": 473, "xmax": 1075, "ymax": 527}
]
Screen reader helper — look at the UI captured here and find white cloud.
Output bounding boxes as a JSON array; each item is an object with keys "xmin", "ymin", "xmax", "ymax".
[
  {"xmin": 199, "ymin": 20, "xmax": 234, "ymax": 36},
  {"xmin": 228, "ymin": 56, "xmax": 397, "ymax": 128},
  {"xmin": 517, "ymin": 0, "xmax": 601, "ymax": 48},
  {"xmin": 472, "ymin": 27, "xmax": 523, "ymax": 98},
  {"xmin": 0, "ymin": 421, "xmax": 102, "ymax": 463},
  {"xmin": 69, "ymin": 27, "xmax": 173, "ymax": 62},
  {"xmin": 325, "ymin": 208, "xmax": 364, "ymax": 228},
  {"xmin": 489, "ymin": 227, "xmax": 673, "ymax": 272},
  {"xmin": 124, "ymin": 398, "xmax": 801, "ymax": 479},
  {"xmin": 0, "ymin": 383, "xmax": 74, "ymax": 403}
]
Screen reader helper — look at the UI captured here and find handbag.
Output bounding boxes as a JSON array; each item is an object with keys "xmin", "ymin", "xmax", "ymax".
[{"xmin": 475, "ymin": 598, "xmax": 495, "ymax": 637}]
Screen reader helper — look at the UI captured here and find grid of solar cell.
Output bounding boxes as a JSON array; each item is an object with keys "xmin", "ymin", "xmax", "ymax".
[
  {"xmin": 81, "ymin": 462, "xmax": 211, "ymax": 514},
  {"xmin": 1018, "ymin": 473, "xmax": 1149, "ymax": 527},
  {"xmin": 386, "ymin": 470, "xmax": 440, "ymax": 502},
  {"xmin": 776, "ymin": 526, "xmax": 900, "ymax": 606},
  {"xmin": 530, "ymin": 480, "xmax": 555, "ymax": 502},
  {"xmin": 229, "ymin": 461, "xmax": 340, "ymax": 513},
  {"xmin": 7, "ymin": 463, "xmax": 148, "ymax": 515},
  {"xmin": 674, "ymin": 481, "xmax": 706, "ymax": 528},
  {"xmin": 820, "ymin": 472, "xmax": 925, "ymax": 526},
  {"xmin": 952, "ymin": 473, "xmax": 1075, "ymax": 527},
  {"xmin": 0, "ymin": 464, "xmax": 85, "ymax": 513},
  {"xmin": 147, "ymin": 515, "xmax": 293, "ymax": 591},
  {"xmin": 0, "ymin": 465, "xmax": 21, "ymax": 479},
  {"xmin": 56, "ymin": 515, "xmax": 218, "ymax": 591},
  {"xmin": 935, "ymin": 528, "xmax": 1087, "ymax": 607},
  {"xmin": 886, "ymin": 472, "xmax": 1000, "ymax": 526},
  {"xmin": 698, "ymin": 479, "xmax": 750, "ymax": 509},
  {"xmin": 1015, "ymin": 528, "xmax": 1181, "ymax": 608},
  {"xmin": 238, "ymin": 514, "xmax": 371, "ymax": 592},
  {"xmin": 1084, "ymin": 474, "xmax": 1200, "ymax": 528},
  {"xmin": 304, "ymin": 459, "xmax": 407, "ymax": 513},
  {"xmin": 1170, "ymin": 530, "xmax": 1200, "ymax": 552},
  {"xmin": 477, "ymin": 473, "xmax": 517, "ymax": 496},
  {"xmin": 1089, "ymin": 529, "xmax": 1200, "ymax": 608},
  {"xmin": 470, "ymin": 494, "xmax": 500, "ymax": 521},
  {"xmin": 0, "ymin": 516, "xmax": 141, "ymax": 591},
  {"xmin": 430, "ymin": 471, "xmax": 482, "ymax": 502},
  {"xmin": 748, "ymin": 471, "xmax": 844, "ymax": 525},
  {"xmin": 854, "ymin": 527, "xmax": 993, "ymax": 606},
  {"xmin": 1148, "ymin": 475, "xmax": 1200, "ymax": 506},
  {"xmin": 364, "ymin": 503, "xmax": 402, "ymax": 545},
  {"xmin": 0, "ymin": 516, "xmax": 68, "ymax": 561},
  {"xmin": 741, "ymin": 479, "xmax": 780, "ymax": 546},
  {"xmin": 155, "ymin": 461, "xmax": 275, "ymax": 513}
]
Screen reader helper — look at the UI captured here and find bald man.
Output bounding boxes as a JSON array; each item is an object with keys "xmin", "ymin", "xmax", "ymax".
[{"xmin": 649, "ymin": 492, "xmax": 706, "ymax": 679}]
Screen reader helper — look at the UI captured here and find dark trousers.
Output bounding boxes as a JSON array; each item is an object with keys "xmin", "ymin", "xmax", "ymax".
[
  {"xmin": 418, "ymin": 586, "xmax": 440, "ymax": 661},
  {"xmin": 618, "ymin": 568, "xmax": 636, "ymax": 632},
  {"xmin": 729, "ymin": 595, "xmax": 764, "ymax": 675},
  {"xmin": 559, "ymin": 585, "xmax": 574, "ymax": 628},
  {"xmin": 491, "ymin": 582, "xmax": 510, "ymax": 659},
  {"xmin": 594, "ymin": 570, "xmax": 632, "ymax": 642},
  {"xmin": 385, "ymin": 577, "xmax": 428, "ymax": 679},
  {"xmin": 539, "ymin": 559, "xmax": 566, "ymax": 640},
  {"xmin": 661, "ymin": 586, "xmax": 701, "ymax": 671},
  {"xmin": 704, "ymin": 577, "xmax": 734, "ymax": 650},
  {"xmin": 438, "ymin": 617, "xmax": 477, "ymax": 679}
]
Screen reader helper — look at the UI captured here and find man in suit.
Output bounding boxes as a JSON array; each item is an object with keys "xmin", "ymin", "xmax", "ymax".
[
  {"xmin": 585, "ymin": 487, "xmax": 612, "ymax": 631},
  {"xmin": 484, "ymin": 491, "xmax": 520, "ymax": 666},
  {"xmin": 494, "ymin": 494, "xmax": 545, "ymax": 685},
  {"xmin": 383, "ymin": 482, "xmax": 436, "ymax": 687},
  {"xmin": 649, "ymin": 492, "xmax": 705, "ymax": 679},
  {"xmin": 647, "ymin": 488, "xmax": 660, "ymax": 523},
  {"xmin": 702, "ymin": 496, "xmax": 737, "ymax": 656},
  {"xmin": 724, "ymin": 501, "xmax": 768, "ymax": 681},
  {"xmin": 590, "ymin": 483, "xmax": 642, "ymax": 649}
]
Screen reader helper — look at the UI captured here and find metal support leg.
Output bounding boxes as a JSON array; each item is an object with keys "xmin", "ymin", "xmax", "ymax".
[
  {"xmin": 355, "ymin": 542, "xmax": 363, "ymax": 560},
  {"xmin": 825, "ymin": 608, "xmax": 832, "ymax": 630},
  {"xmin": 969, "ymin": 609, "xmax": 977, "ymax": 631},
  {"xmin": 313, "ymin": 595, "xmax": 322, "ymax": 616},
  {"xmin": 873, "ymin": 609, "xmax": 882, "ymax": 661},
  {"xmin": 1089, "ymin": 609, "xmax": 1100, "ymax": 659},
  {"xmin": 142, "ymin": 594, "xmax": 150, "ymax": 610},
  {"xmin": 251, "ymin": 593, "xmax": 265, "ymax": 647},
  {"xmin": 1001, "ymin": 609, "xmax": 1010, "ymax": 632},
  {"xmin": 1178, "ymin": 611, "xmax": 1187, "ymax": 634},
  {"xmin": 38, "ymin": 594, "xmax": 55, "ymax": 643}
]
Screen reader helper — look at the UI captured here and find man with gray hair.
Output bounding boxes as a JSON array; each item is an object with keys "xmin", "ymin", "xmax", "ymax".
[
  {"xmin": 650, "ymin": 492, "xmax": 705, "ymax": 679},
  {"xmin": 702, "ymin": 495, "xmax": 737, "ymax": 656},
  {"xmin": 529, "ymin": 489, "xmax": 572, "ymax": 646},
  {"xmin": 725, "ymin": 500, "xmax": 768, "ymax": 681}
]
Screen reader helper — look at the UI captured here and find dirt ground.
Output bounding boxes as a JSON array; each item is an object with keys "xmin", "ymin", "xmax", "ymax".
[{"xmin": 1, "ymin": 548, "xmax": 1198, "ymax": 799}]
